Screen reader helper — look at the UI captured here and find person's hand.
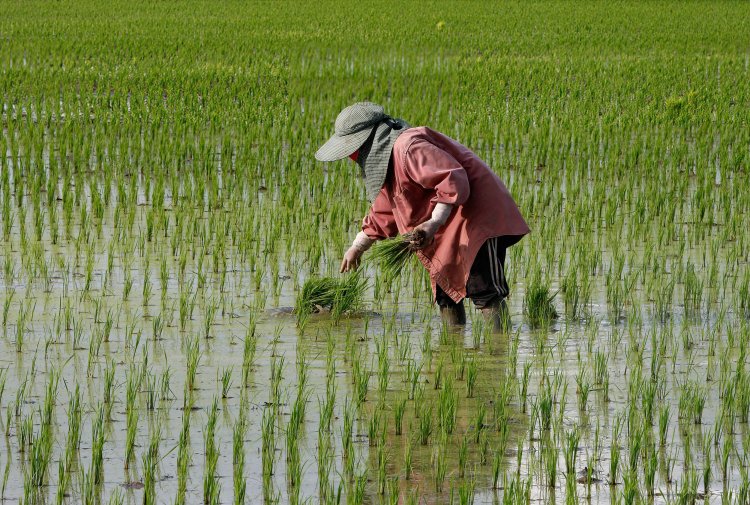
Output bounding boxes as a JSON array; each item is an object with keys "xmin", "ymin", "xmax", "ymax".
[
  {"xmin": 409, "ymin": 220, "xmax": 440, "ymax": 250},
  {"xmin": 340, "ymin": 246, "xmax": 364, "ymax": 272}
]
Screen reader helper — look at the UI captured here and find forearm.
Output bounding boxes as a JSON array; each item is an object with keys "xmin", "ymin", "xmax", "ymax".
[
  {"xmin": 428, "ymin": 203, "xmax": 453, "ymax": 228},
  {"xmin": 351, "ymin": 231, "xmax": 375, "ymax": 251}
]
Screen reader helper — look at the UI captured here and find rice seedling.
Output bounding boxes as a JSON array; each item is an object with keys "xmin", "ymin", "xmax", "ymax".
[
  {"xmin": 458, "ymin": 431, "xmax": 469, "ymax": 478},
  {"xmin": 204, "ymin": 397, "xmax": 221, "ymax": 505},
  {"xmin": 123, "ymin": 376, "xmax": 139, "ymax": 470},
  {"xmin": 431, "ymin": 436, "xmax": 448, "ymax": 493},
  {"xmin": 220, "ymin": 367, "xmax": 233, "ymax": 399},
  {"xmin": 609, "ymin": 417, "xmax": 623, "ymax": 486},
  {"xmin": 296, "ymin": 273, "xmax": 367, "ymax": 321},
  {"xmin": 542, "ymin": 437, "xmax": 558, "ymax": 489},
  {"xmin": 418, "ymin": 402, "xmax": 433, "ymax": 445},
  {"xmin": 233, "ymin": 414, "xmax": 247, "ymax": 505},
  {"xmin": 142, "ymin": 425, "xmax": 161, "ymax": 505},
  {"xmin": 466, "ymin": 358, "xmax": 478, "ymax": 398},
  {"xmin": 438, "ymin": 375, "xmax": 458, "ymax": 434},
  {"xmin": 524, "ymin": 273, "xmax": 557, "ymax": 327},
  {"xmin": 261, "ymin": 405, "xmax": 276, "ymax": 498},
  {"xmin": 369, "ymin": 233, "xmax": 417, "ymax": 280}
]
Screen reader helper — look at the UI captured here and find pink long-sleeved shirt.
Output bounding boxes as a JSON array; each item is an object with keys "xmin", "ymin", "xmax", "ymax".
[{"xmin": 362, "ymin": 127, "xmax": 530, "ymax": 303}]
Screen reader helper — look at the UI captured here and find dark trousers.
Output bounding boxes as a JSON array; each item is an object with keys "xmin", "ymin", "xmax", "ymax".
[{"xmin": 436, "ymin": 237, "xmax": 508, "ymax": 310}]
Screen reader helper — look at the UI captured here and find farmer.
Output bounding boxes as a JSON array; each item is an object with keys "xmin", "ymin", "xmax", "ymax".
[{"xmin": 315, "ymin": 102, "xmax": 529, "ymax": 329}]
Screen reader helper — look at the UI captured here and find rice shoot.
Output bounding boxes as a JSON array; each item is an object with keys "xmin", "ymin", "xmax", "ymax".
[
  {"xmin": 296, "ymin": 273, "xmax": 367, "ymax": 320},
  {"xmin": 369, "ymin": 232, "xmax": 418, "ymax": 279}
]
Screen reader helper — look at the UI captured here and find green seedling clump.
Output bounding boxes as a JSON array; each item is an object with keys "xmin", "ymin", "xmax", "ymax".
[
  {"xmin": 296, "ymin": 273, "xmax": 367, "ymax": 320},
  {"xmin": 370, "ymin": 232, "xmax": 418, "ymax": 279}
]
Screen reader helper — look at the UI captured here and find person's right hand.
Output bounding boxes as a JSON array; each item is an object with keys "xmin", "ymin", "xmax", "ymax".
[{"xmin": 340, "ymin": 246, "xmax": 364, "ymax": 273}]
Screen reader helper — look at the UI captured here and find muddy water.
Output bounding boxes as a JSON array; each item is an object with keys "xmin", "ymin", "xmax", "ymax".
[{"xmin": 0, "ymin": 202, "xmax": 744, "ymax": 505}]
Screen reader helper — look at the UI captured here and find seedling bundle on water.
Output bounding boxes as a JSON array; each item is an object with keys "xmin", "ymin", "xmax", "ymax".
[{"xmin": 296, "ymin": 273, "xmax": 367, "ymax": 320}]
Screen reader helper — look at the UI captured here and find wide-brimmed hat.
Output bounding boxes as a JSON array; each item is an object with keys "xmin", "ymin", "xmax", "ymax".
[
  {"xmin": 316, "ymin": 102, "xmax": 409, "ymax": 201},
  {"xmin": 315, "ymin": 102, "xmax": 386, "ymax": 161}
]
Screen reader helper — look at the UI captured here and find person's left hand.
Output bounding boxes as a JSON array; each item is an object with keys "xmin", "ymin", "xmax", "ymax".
[{"xmin": 409, "ymin": 220, "xmax": 440, "ymax": 250}]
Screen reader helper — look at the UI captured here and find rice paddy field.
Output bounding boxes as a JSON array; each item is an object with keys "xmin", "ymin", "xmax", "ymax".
[{"xmin": 1, "ymin": 1, "xmax": 750, "ymax": 503}]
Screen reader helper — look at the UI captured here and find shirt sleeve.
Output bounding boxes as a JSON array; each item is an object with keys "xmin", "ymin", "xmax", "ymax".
[
  {"xmin": 404, "ymin": 139, "xmax": 470, "ymax": 206},
  {"xmin": 362, "ymin": 188, "xmax": 399, "ymax": 240}
]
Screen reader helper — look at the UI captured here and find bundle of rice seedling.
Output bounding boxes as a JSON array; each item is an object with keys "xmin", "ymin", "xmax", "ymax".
[
  {"xmin": 330, "ymin": 273, "xmax": 368, "ymax": 319},
  {"xmin": 296, "ymin": 273, "xmax": 367, "ymax": 320},
  {"xmin": 369, "ymin": 231, "xmax": 419, "ymax": 279},
  {"xmin": 524, "ymin": 276, "xmax": 558, "ymax": 328}
]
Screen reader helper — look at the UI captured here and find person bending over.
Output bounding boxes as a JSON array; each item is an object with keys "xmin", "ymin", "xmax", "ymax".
[{"xmin": 315, "ymin": 102, "xmax": 529, "ymax": 329}]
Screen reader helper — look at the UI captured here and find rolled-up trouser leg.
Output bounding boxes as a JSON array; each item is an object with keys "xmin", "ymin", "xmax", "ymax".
[{"xmin": 436, "ymin": 286, "xmax": 467, "ymax": 325}]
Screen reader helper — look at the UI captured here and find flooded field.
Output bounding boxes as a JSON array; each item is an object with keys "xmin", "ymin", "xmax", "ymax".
[{"xmin": 2, "ymin": 1, "xmax": 750, "ymax": 504}]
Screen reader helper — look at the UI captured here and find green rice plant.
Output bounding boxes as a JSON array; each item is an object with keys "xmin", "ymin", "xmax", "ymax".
[
  {"xmin": 2, "ymin": 290, "xmax": 14, "ymax": 329},
  {"xmin": 466, "ymin": 358, "xmax": 478, "ymax": 398},
  {"xmin": 683, "ymin": 262, "xmax": 703, "ymax": 315},
  {"xmin": 78, "ymin": 467, "xmax": 97, "ymax": 505},
  {"xmin": 653, "ymin": 277, "xmax": 675, "ymax": 323},
  {"xmin": 458, "ymin": 432, "xmax": 469, "ymax": 478},
  {"xmin": 537, "ymin": 387, "xmax": 553, "ymax": 432},
  {"xmin": 386, "ymin": 476, "xmax": 399, "ymax": 505},
  {"xmin": 376, "ymin": 442, "xmax": 387, "ymax": 495},
  {"xmin": 203, "ymin": 397, "xmax": 221, "ymax": 505},
  {"xmin": 563, "ymin": 425, "xmax": 579, "ymax": 478},
  {"xmin": 175, "ymin": 399, "xmax": 192, "ymax": 505},
  {"xmin": 261, "ymin": 405, "xmax": 275, "ymax": 497},
  {"xmin": 185, "ymin": 336, "xmax": 201, "ymax": 391},
  {"xmin": 519, "ymin": 361, "xmax": 531, "ymax": 413},
  {"xmin": 438, "ymin": 375, "xmax": 458, "ymax": 434},
  {"xmin": 220, "ymin": 367, "xmax": 232, "ymax": 399},
  {"xmin": 242, "ymin": 322, "xmax": 257, "ymax": 388},
  {"xmin": 109, "ymin": 488, "xmax": 124, "ymax": 505},
  {"xmin": 295, "ymin": 273, "xmax": 367, "ymax": 321},
  {"xmin": 678, "ymin": 381, "xmax": 707, "ymax": 424},
  {"xmin": 702, "ymin": 430, "xmax": 712, "ymax": 495},
  {"xmin": 492, "ymin": 448, "xmax": 503, "ymax": 489},
  {"xmin": 658, "ymin": 404, "xmax": 670, "ymax": 446},
  {"xmin": 431, "ymin": 437, "xmax": 447, "ymax": 493},
  {"xmin": 377, "ymin": 340, "xmax": 390, "ymax": 397},
  {"xmin": 142, "ymin": 426, "xmax": 160, "ymax": 505},
  {"xmin": 542, "ymin": 437, "xmax": 558, "ymax": 488},
  {"xmin": 367, "ymin": 407, "xmax": 381, "ymax": 447},
  {"xmin": 677, "ymin": 464, "xmax": 699, "ymax": 504},
  {"xmin": 124, "ymin": 372, "xmax": 140, "ymax": 469},
  {"xmin": 65, "ymin": 384, "xmax": 82, "ymax": 469},
  {"xmin": 457, "ymin": 474, "xmax": 475, "ymax": 505},
  {"xmin": 609, "ymin": 417, "xmax": 623, "ymax": 485},
  {"xmin": 480, "ymin": 430, "xmax": 490, "ymax": 465},
  {"xmin": 474, "ymin": 401, "xmax": 486, "ymax": 443},
  {"xmin": 627, "ymin": 423, "xmax": 642, "ymax": 475},
  {"xmin": 418, "ymin": 402, "xmax": 433, "ymax": 445},
  {"xmin": 721, "ymin": 434, "xmax": 732, "ymax": 483},
  {"xmin": 369, "ymin": 233, "xmax": 416, "ymax": 280},
  {"xmin": 575, "ymin": 368, "xmax": 591, "ymax": 412},
  {"xmin": 233, "ymin": 414, "xmax": 247, "ymax": 505},
  {"xmin": 145, "ymin": 372, "xmax": 157, "ymax": 410},
  {"xmin": 404, "ymin": 436, "xmax": 413, "ymax": 480},
  {"xmin": 353, "ymin": 357, "xmax": 370, "ymax": 406},
  {"xmin": 54, "ymin": 458, "xmax": 68, "ymax": 505},
  {"xmin": 523, "ymin": 274, "xmax": 557, "ymax": 328},
  {"xmin": 90, "ymin": 405, "xmax": 106, "ymax": 487},
  {"xmin": 203, "ymin": 299, "xmax": 217, "ymax": 339},
  {"xmin": 394, "ymin": 395, "xmax": 406, "ymax": 436}
]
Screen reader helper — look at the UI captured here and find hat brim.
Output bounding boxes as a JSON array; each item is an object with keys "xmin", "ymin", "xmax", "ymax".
[{"xmin": 315, "ymin": 127, "xmax": 374, "ymax": 162}]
